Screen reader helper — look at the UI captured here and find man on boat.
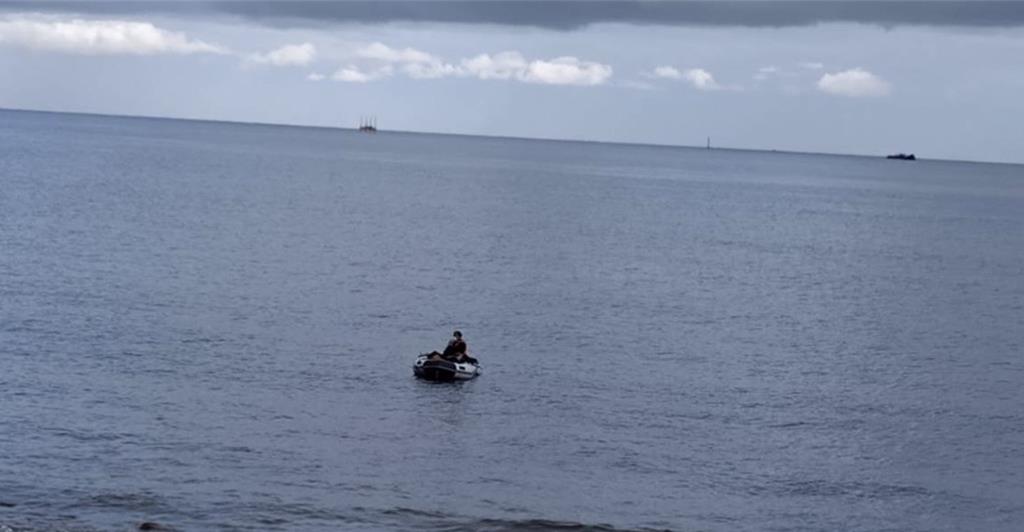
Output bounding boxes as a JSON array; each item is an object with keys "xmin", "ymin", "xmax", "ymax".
[
  {"xmin": 429, "ymin": 330, "xmax": 476, "ymax": 363},
  {"xmin": 441, "ymin": 330, "xmax": 468, "ymax": 360}
]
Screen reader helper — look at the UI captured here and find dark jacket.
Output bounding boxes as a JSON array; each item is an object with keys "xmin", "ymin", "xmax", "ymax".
[{"xmin": 442, "ymin": 339, "xmax": 467, "ymax": 358}]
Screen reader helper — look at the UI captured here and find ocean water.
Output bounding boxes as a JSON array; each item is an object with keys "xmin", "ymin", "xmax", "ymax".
[{"xmin": 1, "ymin": 108, "xmax": 1022, "ymax": 532}]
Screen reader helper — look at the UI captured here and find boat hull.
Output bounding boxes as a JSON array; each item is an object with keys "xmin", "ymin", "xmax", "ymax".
[{"xmin": 413, "ymin": 355, "xmax": 480, "ymax": 381}]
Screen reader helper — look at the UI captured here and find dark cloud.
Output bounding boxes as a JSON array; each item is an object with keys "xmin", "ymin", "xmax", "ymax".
[{"xmin": 3, "ymin": 1, "xmax": 1024, "ymax": 29}]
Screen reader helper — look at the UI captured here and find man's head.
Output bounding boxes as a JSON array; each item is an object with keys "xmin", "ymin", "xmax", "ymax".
[{"xmin": 453, "ymin": 330, "xmax": 462, "ymax": 339}]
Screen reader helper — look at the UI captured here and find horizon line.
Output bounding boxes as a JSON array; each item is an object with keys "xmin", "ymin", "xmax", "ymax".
[{"xmin": 2, "ymin": 106, "xmax": 1017, "ymax": 167}]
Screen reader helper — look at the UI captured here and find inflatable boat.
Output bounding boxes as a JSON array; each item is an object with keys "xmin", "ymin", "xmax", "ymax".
[{"xmin": 413, "ymin": 354, "xmax": 480, "ymax": 381}]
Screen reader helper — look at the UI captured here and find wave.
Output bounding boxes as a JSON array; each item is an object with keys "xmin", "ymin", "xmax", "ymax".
[
  {"xmin": 368, "ymin": 507, "xmax": 672, "ymax": 532},
  {"xmin": 0, "ymin": 501, "xmax": 671, "ymax": 532}
]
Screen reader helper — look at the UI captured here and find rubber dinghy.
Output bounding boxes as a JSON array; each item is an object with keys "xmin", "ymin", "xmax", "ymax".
[{"xmin": 413, "ymin": 354, "xmax": 481, "ymax": 381}]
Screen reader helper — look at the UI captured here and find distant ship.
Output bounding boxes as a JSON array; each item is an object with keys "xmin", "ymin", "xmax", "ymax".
[
  {"xmin": 886, "ymin": 153, "xmax": 916, "ymax": 160},
  {"xmin": 358, "ymin": 116, "xmax": 377, "ymax": 133}
]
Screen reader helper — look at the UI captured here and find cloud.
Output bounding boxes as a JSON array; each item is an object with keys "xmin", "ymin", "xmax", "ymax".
[
  {"xmin": 356, "ymin": 41, "xmax": 435, "ymax": 64},
  {"xmin": 402, "ymin": 61, "xmax": 460, "ymax": 79},
  {"xmin": 459, "ymin": 52, "xmax": 610, "ymax": 85},
  {"xmin": 520, "ymin": 56, "xmax": 612, "ymax": 86},
  {"xmin": 249, "ymin": 42, "xmax": 315, "ymax": 66},
  {"xmin": 306, "ymin": 72, "xmax": 325, "ymax": 81},
  {"xmin": 354, "ymin": 41, "xmax": 460, "ymax": 79},
  {"xmin": 684, "ymin": 68, "xmax": 721, "ymax": 91},
  {"xmin": 650, "ymin": 66, "xmax": 683, "ymax": 80},
  {"xmin": 817, "ymin": 68, "xmax": 891, "ymax": 97},
  {"xmin": 461, "ymin": 51, "xmax": 528, "ymax": 80},
  {"xmin": 647, "ymin": 65, "xmax": 735, "ymax": 91},
  {"xmin": 331, "ymin": 64, "xmax": 393, "ymax": 83},
  {"xmin": 799, "ymin": 61, "xmax": 825, "ymax": 70},
  {"xmin": 0, "ymin": 14, "xmax": 226, "ymax": 55},
  {"xmin": 22, "ymin": 1, "xmax": 1024, "ymax": 29},
  {"xmin": 332, "ymin": 45, "xmax": 612, "ymax": 86}
]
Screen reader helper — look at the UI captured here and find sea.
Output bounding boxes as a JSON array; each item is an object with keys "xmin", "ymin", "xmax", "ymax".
[{"xmin": 1, "ymin": 108, "xmax": 1022, "ymax": 531}]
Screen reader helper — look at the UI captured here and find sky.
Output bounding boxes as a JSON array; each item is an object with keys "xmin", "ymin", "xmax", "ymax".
[{"xmin": 1, "ymin": 1, "xmax": 1023, "ymax": 163}]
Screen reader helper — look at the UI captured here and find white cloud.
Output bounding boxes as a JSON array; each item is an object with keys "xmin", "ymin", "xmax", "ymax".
[
  {"xmin": 646, "ymin": 65, "xmax": 735, "ymax": 90},
  {"xmin": 817, "ymin": 68, "xmax": 891, "ymax": 97},
  {"xmin": 329, "ymin": 43, "xmax": 611, "ymax": 86},
  {"xmin": 352, "ymin": 41, "xmax": 459, "ymax": 80},
  {"xmin": 461, "ymin": 51, "xmax": 528, "ymax": 80},
  {"xmin": 356, "ymin": 42, "xmax": 435, "ymax": 64},
  {"xmin": 306, "ymin": 72, "xmax": 325, "ymax": 81},
  {"xmin": 331, "ymin": 64, "xmax": 393, "ymax": 83},
  {"xmin": 684, "ymin": 68, "xmax": 721, "ymax": 91},
  {"xmin": 461, "ymin": 53, "xmax": 612, "ymax": 85},
  {"xmin": 520, "ymin": 57, "xmax": 612, "ymax": 86},
  {"xmin": 0, "ymin": 15, "xmax": 225, "ymax": 55},
  {"xmin": 250, "ymin": 42, "xmax": 315, "ymax": 66},
  {"xmin": 799, "ymin": 61, "xmax": 825, "ymax": 70},
  {"xmin": 651, "ymin": 65, "xmax": 683, "ymax": 80},
  {"xmin": 402, "ymin": 61, "xmax": 460, "ymax": 79}
]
